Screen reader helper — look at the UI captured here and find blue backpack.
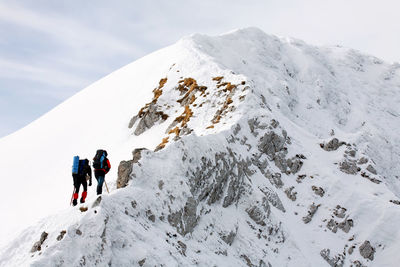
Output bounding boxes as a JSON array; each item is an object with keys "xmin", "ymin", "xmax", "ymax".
[
  {"xmin": 72, "ymin": 156, "xmax": 87, "ymax": 175},
  {"xmin": 72, "ymin": 156, "xmax": 80, "ymax": 174}
]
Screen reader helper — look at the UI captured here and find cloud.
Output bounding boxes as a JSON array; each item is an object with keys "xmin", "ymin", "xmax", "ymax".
[
  {"xmin": 0, "ymin": 2, "xmax": 143, "ymax": 57},
  {"xmin": 0, "ymin": 58, "xmax": 90, "ymax": 88}
]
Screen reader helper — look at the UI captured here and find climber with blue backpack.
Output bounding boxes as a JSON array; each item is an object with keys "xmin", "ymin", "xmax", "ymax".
[
  {"xmin": 71, "ymin": 157, "xmax": 92, "ymax": 206},
  {"xmin": 92, "ymin": 149, "xmax": 111, "ymax": 195}
]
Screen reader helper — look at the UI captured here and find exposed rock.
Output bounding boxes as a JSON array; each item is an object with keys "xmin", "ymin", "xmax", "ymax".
[
  {"xmin": 348, "ymin": 245, "xmax": 355, "ymax": 255},
  {"xmin": 333, "ymin": 205, "xmax": 347, "ymax": 218},
  {"xmin": 312, "ymin": 186, "xmax": 325, "ymax": 197},
  {"xmin": 130, "ymin": 78, "xmax": 169, "ymax": 135},
  {"xmin": 117, "ymin": 148, "xmax": 147, "ymax": 188},
  {"xmin": 268, "ymin": 172, "xmax": 284, "ymax": 188},
  {"xmin": 296, "ymin": 154, "xmax": 307, "ymax": 159},
  {"xmin": 240, "ymin": 254, "xmax": 254, "ymax": 267},
  {"xmin": 177, "ymin": 241, "xmax": 187, "ymax": 256},
  {"xmin": 358, "ymin": 157, "xmax": 368, "ymax": 165},
  {"xmin": 390, "ymin": 199, "xmax": 400, "ymax": 205},
  {"xmin": 273, "ymin": 152, "xmax": 289, "ymax": 174},
  {"xmin": 303, "ymin": 203, "xmax": 320, "ymax": 224},
  {"xmin": 168, "ymin": 197, "xmax": 199, "ymax": 236},
  {"xmin": 338, "ymin": 218, "xmax": 353, "ymax": 233},
  {"xmin": 320, "ymin": 249, "xmax": 345, "ymax": 267},
  {"xmin": 76, "ymin": 229, "xmax": 82, "ymax": 236},
  {"xmin": 351, "ymin": 260, "xmax": 366, "ymax": 267},
  {"xmin": 117, "ymin": 160, "xmax": 133, "ymax": 189},
  {"xmin": 320, "ymin": 138, "xmax": 346, "ymax": 151},
  {"xmin": 287, "ymin": 158, "xmax": 303, "ymax": 174},
  {"xmin": 146, "ymin": 210, "xmax": 156, "ymax": 222},
  {"xmin": 134, "ymin": 103, "xmax": 166, "ymax": 136},
  {"xmin": 258, "ymin": 131, "xmax": 286, "ymax": 159},
  {"xmin": 340, "ymin": 160, "xmax": 360, "ymax": 175},
  {"xmin": 345, "ymin": 149, "xmax": 356, "ymax": 157},
  {"xmin": 92, "ymin": 195, "xmax": 102, "ymax": 208},
  {"xmin": 360, "ymin": 172, "xmax": 381, "ymax": 184},
  {"xmin": 189, "ymin": 151, "xmax": 252, "ymax": 208},
  {"xmin": 258, "ymin": 130, "xmax": 303, "ymax": 174},
  {"xmin": 79, "ymin": 206, "xmax": 88, "ymax": 212},
  {"xmin": 284, "ymin": 186, "xmax": 297, "ymax": 201},
  {"xmin": 246, "ymin": 198, "xmax": 270, "ymax": 226},
  {"xmin": 259, "ymin": 187, "xmax": 286, "ymax": 212},
  {"xmin": 56, "ymin": 230, "xmax": 66, "ymax": 241},
  {"xmin": 248, "ymin": 118, "xmax": 268, "ymax": 137},
  {"xmin": 366, "ymin": 165, "xmax": 377, "ymax": 175},
  {"xmin": 31, "ymin": 231, "xmax": 48, "ymax": 253},
  {"xmin": 158, "ymin": 180, "xmax": 164, "ymax": 190},
  {"xmin": 219, "ymin": 229, "xmax": 237, "ymax": 246},
  {"xmin": 132, "ymin": 148, "xmax": 146, "ymax": 162},
  {"xmin": 359, "ymin": 240, "xmax": 375, "ymax": 260},
  {"xmin": 327, "ymin": 219, "xmax": 338, "ymax": 233},
  {"xmin": 138, "ymin": 258, "xmax": 146, "ymax": 266},
  {"xmin": 296, "ymin": 174, "xmax": 307, "ymax": 183}
]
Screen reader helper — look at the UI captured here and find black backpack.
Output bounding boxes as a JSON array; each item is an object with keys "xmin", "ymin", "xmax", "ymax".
[
  {"xmin": 78, "ymin": 159, "xmax": 88, "ymax": 175},
  {"xmin": 93, "ymin": 149, "xmax": 107, "ymax": 169}
]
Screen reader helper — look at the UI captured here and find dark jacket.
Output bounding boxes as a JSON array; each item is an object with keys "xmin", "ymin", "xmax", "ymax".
[
  {"xmin": 73, "ymin": 159, "xmax": 92, "ymax": 184},
  {"xmin": 94, "ymin": 158, "xmax": 111, "ymax": 176}
]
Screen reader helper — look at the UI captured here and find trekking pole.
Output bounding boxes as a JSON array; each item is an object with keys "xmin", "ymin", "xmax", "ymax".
[
  {"xmin": 104, "ymin": 180, "xmax": 110, "ymax": 194},
  {"xmin": 70, "ymin": 187, "xmax": 75, "ymax": 206}
]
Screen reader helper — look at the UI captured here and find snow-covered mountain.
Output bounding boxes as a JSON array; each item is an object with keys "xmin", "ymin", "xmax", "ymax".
[{"xmin": 1, "ymin": 27, "xmax": 400, "ymax": 266}]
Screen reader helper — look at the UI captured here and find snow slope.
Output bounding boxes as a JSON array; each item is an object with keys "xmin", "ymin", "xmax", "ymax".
[{"xmin": 1, "ymin": 27, "xmax": 400, "ymax": 266}]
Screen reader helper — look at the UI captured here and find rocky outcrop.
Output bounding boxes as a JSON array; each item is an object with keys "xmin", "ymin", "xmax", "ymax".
[
  {"xmin": 258, "ymin": 130, "xmax": 303, "ymax": 174},
  {"xmin": 168, "ymin": 197, "xmax": 199, "ymax": 236},
  {"xmin": 284, "ymin": 186, "xmax": 297, "ymax": 201},
  {"xmin": 188, "ymin": 150, "xmax": 252, "ymax": 208},
  {"xmin": 340, "ymin": 159, "xmax": 360, "ymax": 175},
  {"xmin": 320, "ymin": 138, "xmax": 346, "ymax": 151},
  {"xmin": 303, "ymin": 203, "xmax": 320, "ymax": 224},
  {"xmin": 219, "ymin": 229, "xmax": 237, "ymax": 246},
  {"xmin": 129, "ymin": 78, "xmax": 169, "ymax": 136},
  {"xmin": 359, "ymin": 240, "xmax": 375, "ymax": 261},
  {"xmin": 366, "ymin": 165, "xmax": 377, "ymax": 175},
  {"xmin": 30, "ymin": 231, "xmax": 48, "ymax": 253},
  {"xmin": 320, "ymin": 249, "xmax": 345, "ymax": 267},
  {"xmin": 246, "ymin": 198, "xmax": 270, "ymax": 226},
  {"xmin": 117, "ymin": 148, "xmax": 147, "ymax": 188},
  {"xmin": 312, "ymin": 186, "xmax": 325, "ymax": 197}
]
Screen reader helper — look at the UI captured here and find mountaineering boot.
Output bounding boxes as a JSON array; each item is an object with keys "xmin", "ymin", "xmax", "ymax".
[
  {"xmin": 80, "ymin": 191, "xmax": 87, "ymax": 203},
  {"xmin": 73, "ymin": 193, "xmax": 78, "ymax": 206}
]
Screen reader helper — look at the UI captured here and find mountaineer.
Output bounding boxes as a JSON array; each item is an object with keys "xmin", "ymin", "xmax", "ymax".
[
  {"xmin": 92, "ymin": 149, "xmax": 111, "ymax": 195},
  {"xmin": 71, "ymin": 157, "xmax": 92, "ymax": 206}
]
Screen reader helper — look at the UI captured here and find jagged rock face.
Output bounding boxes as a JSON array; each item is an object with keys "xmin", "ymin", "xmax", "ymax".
[{"xmin": 167, "ymin": 197, "xmax": 199, "ymax": 236}]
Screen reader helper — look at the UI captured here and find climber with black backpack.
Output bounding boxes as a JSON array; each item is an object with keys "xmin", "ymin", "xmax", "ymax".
[
  {"xmin": 92, "ymin": 149, "xmax": 111, "ymax": 195},
  {"xmin": 71, "ymin": 157, "xmax": 92, "ymax": 206}
]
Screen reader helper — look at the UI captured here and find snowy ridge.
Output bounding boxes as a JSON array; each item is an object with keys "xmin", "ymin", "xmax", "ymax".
[{"xmin": 1, "ymin": 27, "xmax": 400, "ymax": 266}]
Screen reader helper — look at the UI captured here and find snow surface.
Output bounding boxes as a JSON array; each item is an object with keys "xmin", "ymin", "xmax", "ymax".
[{"xmin": 1, "ymin": 27, "xmax": 400, "ymax": 266}]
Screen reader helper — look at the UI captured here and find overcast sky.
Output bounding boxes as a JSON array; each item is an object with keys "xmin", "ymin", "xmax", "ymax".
[{"xmin": 1, "ymin": 0, "xmax": 399, "ymax": 137}]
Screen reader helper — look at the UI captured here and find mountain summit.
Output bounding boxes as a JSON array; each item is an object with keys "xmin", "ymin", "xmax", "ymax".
[{"xmin": 1, "ymin": 27, "xmax": 400, "ymax": 266}]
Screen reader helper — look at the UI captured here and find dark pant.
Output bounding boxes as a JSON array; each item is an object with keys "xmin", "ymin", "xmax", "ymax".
[
  {"xmin": 73, "ymin": 174, "xmax": 88, "ymax": 194},
  {"xmin": 95, "ymin": 174, "xmax": 105, "ymax": 195}
]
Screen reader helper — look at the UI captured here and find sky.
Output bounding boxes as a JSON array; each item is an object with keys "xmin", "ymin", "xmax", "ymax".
[{"xmin": 1, "ymin": 0, "xmax": 399, "ymax": 138}]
